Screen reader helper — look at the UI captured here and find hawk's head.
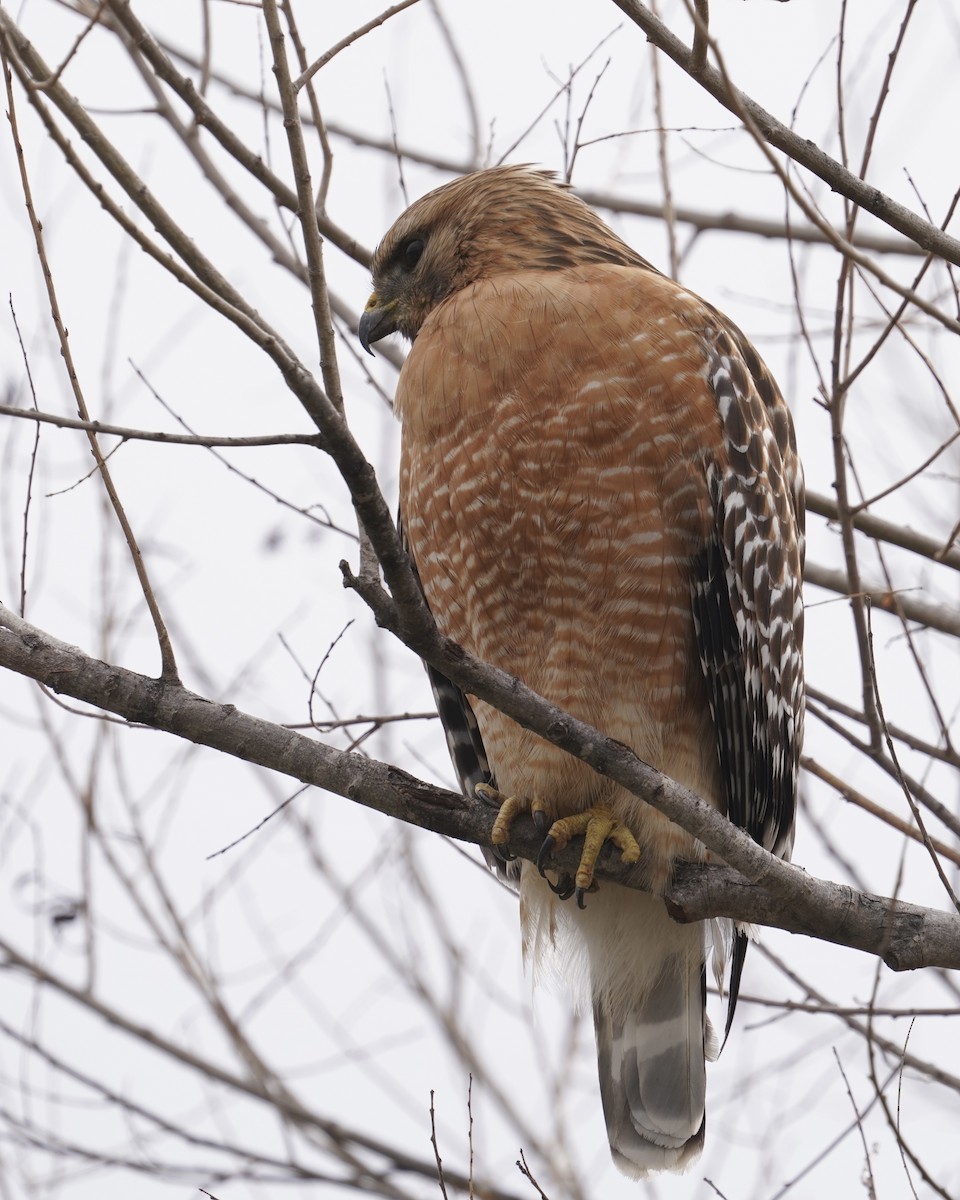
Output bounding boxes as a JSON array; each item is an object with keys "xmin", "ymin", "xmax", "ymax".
[{"xmin": 358, "ymin": 165, "xmax": 648, "ymax": 353}]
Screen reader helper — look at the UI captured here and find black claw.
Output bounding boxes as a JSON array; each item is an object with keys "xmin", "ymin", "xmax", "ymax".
[
  {"xmin": 495, "ymin": 846, "xmax": 517, "ymax": 863},
  {"xmin": 575, "ymin": 887, "xmax": 588, "ymax": 910},
  {"xmin": 547, "ymin": 872, "xmax": 575, "ymax": 901},
  {"xmin": 533, "ymin": 809, "xmax": 549, "ymax": 837},
  {"xmin": 475, "ymin": 782, "xmax": 500, "ymax": 808},
  {"xmin": 536, "ymin": 835, "xmax": 557, "ymax": 877}
]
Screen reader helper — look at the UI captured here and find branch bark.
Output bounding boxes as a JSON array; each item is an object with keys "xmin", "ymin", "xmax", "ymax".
[
  {"xmin": 1, "ymin": 604, "xmax": 957, "ymax": 972},
  {"xmin": 804, "ymin": 562, "xmax": 960, "ymax": 639},
  {"xmin": 807, "ymin": 490, "xmax": 960, "ymax": 572}
]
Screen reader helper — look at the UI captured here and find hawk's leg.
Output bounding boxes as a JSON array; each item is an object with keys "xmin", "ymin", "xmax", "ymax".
[{"xmin": 476, "ymin": 785, "xmax": 639, "ymax": 907}]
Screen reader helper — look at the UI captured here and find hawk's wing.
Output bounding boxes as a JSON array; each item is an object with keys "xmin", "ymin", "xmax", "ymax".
[{"xmin": 690, "ymin": 319, "xmax": 805, "ymax": 1032}]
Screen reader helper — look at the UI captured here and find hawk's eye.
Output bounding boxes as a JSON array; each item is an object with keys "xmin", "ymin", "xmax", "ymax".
[{"xmin": 403, "ymin": 237, "xmax": 425, "ymax": 269}]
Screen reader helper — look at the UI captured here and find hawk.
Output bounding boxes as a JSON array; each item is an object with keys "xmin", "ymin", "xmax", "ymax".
[{"xmin": 359, "ymin": 166, "xmax": 804, "ymax": 1177}]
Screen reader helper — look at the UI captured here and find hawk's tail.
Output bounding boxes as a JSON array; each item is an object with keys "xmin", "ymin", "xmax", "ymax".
[{"xmin": 589, "ymin": 900, "xmax": 713, "ymax": 1177}]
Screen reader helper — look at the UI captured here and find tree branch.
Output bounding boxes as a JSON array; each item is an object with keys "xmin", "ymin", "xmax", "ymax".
[
  {"xmin": 804, "ymin": 562, "xmax": 960, "ymax": 639},
  {"xmin": 0, "ymin": 403, "xmax": 321, "ymax": 447},
  {"xmin": 1, "ymin": 604, "xmax": 957, "ymax": 971},
  {"xmin": 102, "ymin": 0, "xmax": 372, "ymax": 267},
  {"xmin": 807, "ymin": 490, "xmax": 960, "ymax": 572},
  {"xmin": 152, "ymin": 37, "xmax": 929, "ymax": 258},
  {"xmin": 0, "ymin": 938, "xmax": 528, "ymax": 1200},
  {"xmin": 609, "ymin": 0, "xmax": 960, "ymax": 265}
]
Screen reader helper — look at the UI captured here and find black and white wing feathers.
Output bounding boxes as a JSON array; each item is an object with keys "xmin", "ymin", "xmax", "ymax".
[{"xmin": 691, "ymin": 320, "xmax": 805, "ymax": 1032}]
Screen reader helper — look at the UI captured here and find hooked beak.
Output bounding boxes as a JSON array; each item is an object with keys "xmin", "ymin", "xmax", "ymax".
[{"xmin": 358, "ymin": 293, "xmax": 399, "ymax": 356}]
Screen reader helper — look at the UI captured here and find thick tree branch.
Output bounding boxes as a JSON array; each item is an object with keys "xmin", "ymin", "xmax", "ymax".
[
  {"xmin": 1, "ymin": 604, "xmax": 957, "ymax": 971},
  {"xmin": 5, "ymin": 2, "xmax": 957, "ymax": 960},
  {"xmin": 665, "ymin": 863, "xmax": 957, "ymax": 972},
  {"xmin": 804, "ymin": 562, "xmax": 960, "ymax": 639},
  {"xmin": 807, "ymin": 490, "xmax": 960, "ymax": 572}
]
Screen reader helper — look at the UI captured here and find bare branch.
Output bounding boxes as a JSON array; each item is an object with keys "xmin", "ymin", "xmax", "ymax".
[
  {"xmin": 292, "ymin": 1, "xmax": 422, "ymax": 93},
  {"xmin": 807, "ymin": 490, "xmax": 960, "ymax": 571},
  {"xmin": 0, "ymin": 403, "xmax": 321, "ymax": 447},
  {"xmin": 2, "ymin": 45, "xmax": 178, "ymax": 680},
  {"xmin": 609, "ymin": 0, "xmax": 960, "ymax": 264},
  {"xmin": 1, "ymin": 604, "xmax": 958, "ymax": 970},
  {"xmin": 804, "ymin": 563, "xmax": 960, "ymax": 640}
]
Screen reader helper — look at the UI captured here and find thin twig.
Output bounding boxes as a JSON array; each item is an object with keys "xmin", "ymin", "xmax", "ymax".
[
  {"xmin": 427, "ymin": 0, "xmax": 482, "ymax": 167},
  {"xmin": 6, "ymin": 303, "xmax": 41, "ymax": 618},
  {"xmin": 27, "ymin": 0, "xmax": 107, "ymax": 90},
  {"xmin": 609, "ymin": 0, "xmax": 960, "ymax": 265},
  {"xmin": 807, "ymin": 685, "xmax": 958, "ymax": 770},
  {"xmin": 1, "ymin": 45, "xmax": 178, "ymax": 681},
  {"xmin": 516, "ymin": 1151, "xmax": 550, "ymax": 1200},
  {"xmin": 292, "ymin": 0, "xmax": 421, "ymax": 93},
  {"xmin": 896, "ymin": 1019, "xmax": 921, "ymax": 1200},
  {"xmin": 0, "ymin": 403, "xmax": 322, "ymax": 447},
  {"xmin": 279, "ymin": 1, "xmax": 333, "ymax": 210},
  {"xmin": 467, "ymin": 1075, "xmax": 475, "ymax": 1200},
  {"xmin": 649, "ymin": 0, "xmax": 678, "ymax": 277},
  {"xmin": 803, "ymin": 562, "xmax": 960, "ymax": 639},
  {"xmin": 850, "ymin": 430, "xmax": 960, "ymax": 515},
  {"xmin": 205, "ymin": 785, "xmax": 308, "ymax": 860},
  {"xmin": 866, "ymin": 609, "xmax": 960, "ymax": 913},
  {"xmin": 801, "ymin": 754, "xmax": 960, "ymax": 867},
  {"xmin": 262, "ymin": 0, "xmax": 344, "ymax": 414},
  {"xmin": 429, "ymin": 1090, "xmax": 449, "ymax": 1200},
  {"xmin": 833, "ymin": 1047, "xmax": 877, "ymax": 1199}
]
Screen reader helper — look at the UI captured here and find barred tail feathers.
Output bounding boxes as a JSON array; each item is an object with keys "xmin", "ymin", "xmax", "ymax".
[
  {"xmin": 581, "ymin": 889, "xmax": 711, "ymax": 1177},
  {"xmin": 519, "ymin": 871, "xmax": 715, "ymax": 1177}
]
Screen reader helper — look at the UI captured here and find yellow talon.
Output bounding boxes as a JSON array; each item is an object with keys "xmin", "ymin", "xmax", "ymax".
[
  {"xmin": 490, "ymin": 794, "xmax": 525, "ymax": 845},
  {"xmin": 476, "ymin": 783, "xmax": 551, "ymax": 845},
  {"xmin": 477, "ymin": 785, "xmax": 641, "ymax": 902},
  {"xmin": 544, "ymin": 806, "xmax": 641, "ymax": 892}
]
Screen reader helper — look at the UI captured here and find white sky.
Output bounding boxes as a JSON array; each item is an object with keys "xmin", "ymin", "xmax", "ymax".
[{"xmin": 1, "ymin": 2, "xmax": 958, "ymax": 1199}]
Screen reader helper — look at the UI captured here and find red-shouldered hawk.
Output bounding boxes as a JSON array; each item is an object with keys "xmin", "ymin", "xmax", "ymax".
[{"xmin": 359, "ymin": 166, "xmax": 804, "ymax": 1177}]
